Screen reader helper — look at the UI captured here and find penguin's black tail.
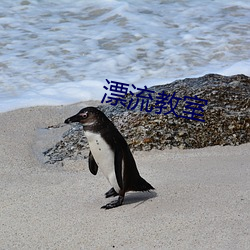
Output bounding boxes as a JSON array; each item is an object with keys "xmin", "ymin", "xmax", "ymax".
[{"xmin": 132, "ymin": 176, "xmax": 154, "ymax": 192}]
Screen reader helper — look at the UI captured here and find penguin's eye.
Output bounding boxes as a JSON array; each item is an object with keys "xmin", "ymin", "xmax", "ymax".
[{"xmin": 79, "ymin": 112, "xmax": 88, "ymax": 119}]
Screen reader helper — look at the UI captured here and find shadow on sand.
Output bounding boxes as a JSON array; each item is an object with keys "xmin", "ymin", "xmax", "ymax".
[{"xmin": 122, "ymin": 190, "xmax": 157, "ymax": 208}]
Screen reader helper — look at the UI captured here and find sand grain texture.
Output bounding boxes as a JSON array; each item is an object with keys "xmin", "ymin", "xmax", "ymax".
[{"xmin": 0, "ymin": 103, "xmax": 249, "ymax": 249}]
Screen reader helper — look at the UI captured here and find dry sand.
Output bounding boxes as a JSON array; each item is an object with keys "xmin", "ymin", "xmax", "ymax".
[{"xmin": 0, "ymin": 102, "xmax": 249, "ymax": 250}]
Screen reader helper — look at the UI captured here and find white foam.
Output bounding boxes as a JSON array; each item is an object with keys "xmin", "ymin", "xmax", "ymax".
[
  {"xmin": 218, "ymin": 60, "xmax": 250, "ymax": 76},
  {"xmin": 0, "ymin": 0, "xmax": 249, "ymax": 112}
]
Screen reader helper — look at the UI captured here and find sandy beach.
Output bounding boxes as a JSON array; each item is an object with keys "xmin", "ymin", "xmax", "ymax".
[{"xmin": 0, "ymin": 102, "xmax": 249, "ymax": 249}]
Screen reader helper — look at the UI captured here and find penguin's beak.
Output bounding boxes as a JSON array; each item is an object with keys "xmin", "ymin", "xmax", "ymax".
[{"xmin": 64, "ymin": 114, "xmax": 81, "ymax": 124}]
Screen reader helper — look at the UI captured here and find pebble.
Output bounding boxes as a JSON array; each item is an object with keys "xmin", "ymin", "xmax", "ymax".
[{"xmin": 43, "ymin": 74, "xmax": 250, "ymax": 164}]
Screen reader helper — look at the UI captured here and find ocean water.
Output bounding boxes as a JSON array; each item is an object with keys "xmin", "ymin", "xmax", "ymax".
[{"xmin": 0, "ymin": 0, "xmax": 249, "ymax": 113}]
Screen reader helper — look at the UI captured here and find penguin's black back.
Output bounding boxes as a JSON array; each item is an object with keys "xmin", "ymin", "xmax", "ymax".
[
  {"xmin": 74, "ymin": 107, "xmax": 154, "ymax": 192},
  {"xmin": 97, "ymin": 112, "xmax": 154, "ymax": 192}
]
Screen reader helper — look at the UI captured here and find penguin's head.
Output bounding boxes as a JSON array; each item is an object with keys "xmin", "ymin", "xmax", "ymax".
[{"xmin": 65, "ymin": 107, "xmax": 109, "ymax": 129}]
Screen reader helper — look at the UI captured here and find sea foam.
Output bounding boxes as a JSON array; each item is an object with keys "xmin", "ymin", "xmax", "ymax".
[{"xmin": 0, "ymin": 0, "xmax": 249, "ymax": 112}]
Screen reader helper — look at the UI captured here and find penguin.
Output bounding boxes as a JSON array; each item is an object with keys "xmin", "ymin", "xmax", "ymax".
[{"xmin": 65, "ymin": 107, "xmax": 154, "ymax": 209}]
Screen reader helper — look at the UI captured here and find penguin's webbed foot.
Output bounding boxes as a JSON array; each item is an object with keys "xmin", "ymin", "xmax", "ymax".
[
  {"xmin": 105, "ymin": 187, "xmax": 118, "ymax": 198},
  {"xmin": 101, "ymin": 196, "xmax": 124, "ymax": 209}
]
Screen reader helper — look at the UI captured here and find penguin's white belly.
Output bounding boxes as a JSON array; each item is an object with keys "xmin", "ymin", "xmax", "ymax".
[{"xmin": 85, "ymin": 131, "xmax": 120, "ymax": 193}]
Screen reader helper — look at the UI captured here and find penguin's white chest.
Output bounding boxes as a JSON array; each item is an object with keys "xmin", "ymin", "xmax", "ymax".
[{"xmin": 85, "ymin": 131, "xmax": 120, "ymax": 192}]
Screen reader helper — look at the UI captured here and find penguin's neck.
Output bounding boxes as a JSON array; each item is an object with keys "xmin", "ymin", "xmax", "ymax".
[
  {"xmin": 84, "ymin": 130, "xmax": 100, "ymax": 142},
  {"xmin": 82, "ymin": 123, "xmax": 106, "ymax": 133}
]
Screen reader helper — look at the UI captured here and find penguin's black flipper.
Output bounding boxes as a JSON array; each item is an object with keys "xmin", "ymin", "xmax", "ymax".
[
  {"xmin": 114, "ymin": 146, "xmax": 124, "ymax": 190},
  {"xmin": 88, "ymin": 151, "xmax": 98, "ymax": 175},
  {"xmin": 105, "ymin": 188, "xmax": 118, "ymax": 198}
]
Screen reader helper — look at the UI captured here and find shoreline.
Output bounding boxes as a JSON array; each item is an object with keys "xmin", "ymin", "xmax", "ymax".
[{"xmin": 0, "ymin": 103, "xmax": 249, "ymax": 249}]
